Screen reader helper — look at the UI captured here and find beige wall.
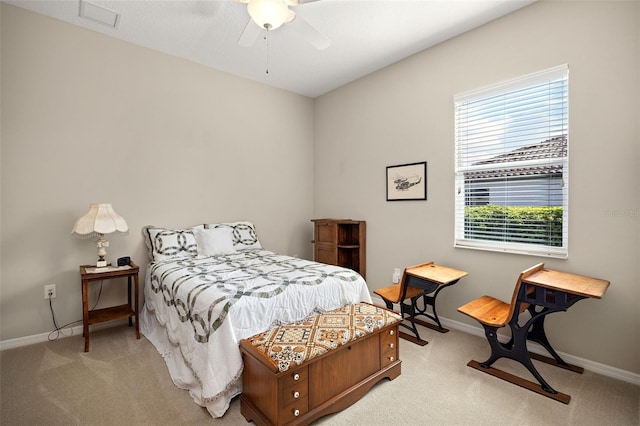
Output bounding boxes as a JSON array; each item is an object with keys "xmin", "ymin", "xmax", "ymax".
[
  {"xmin": 314, "ymin": 1, "xmax": 639, "ymax": 373},
  {"xmin": 0, "ymin": 5, "xmax": 314, "ymax": 341}
]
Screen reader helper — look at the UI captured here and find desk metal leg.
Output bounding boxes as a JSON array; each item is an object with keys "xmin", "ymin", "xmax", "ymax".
[
  {"xmin": 383, "ymin": 299, "xmax": 427, "ymax": 346},
  {"xmin": 467, "ymin": 296, "xmax": 576, "ymax": 404},
  {"xmin": 411, "ymin": 282, "xmax": 455, "ymax": 333},
  {"xmin": 526, "ymin": 309, "xmax": 584, "ymax": 374},
  {"xmin": 409, "ymin": 280, "xmax": 458, "ymax": 333},
  {"xmin": 479, "ymin": 321, "xmax": 557, "ymax": 394},
  {"xmin": 527, "ymin": 307, "xmax": 564, "ymax": 362},
  {"xmin": 467, "ymin": 282, "xmax": 593, "ymax": 404},
  {"xmin": 468, "ymin": 318, "xmax": 571, "ymax": 404}
]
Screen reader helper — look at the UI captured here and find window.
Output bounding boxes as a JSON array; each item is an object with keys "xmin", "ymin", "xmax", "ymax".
[{"xmin": 454, "ymin": 65, "xmax": 568, "ymax": 258}]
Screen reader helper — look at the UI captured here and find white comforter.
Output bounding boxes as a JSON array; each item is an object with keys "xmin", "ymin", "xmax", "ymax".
[{"xmin": 140, "ymin": 250, "xmax": 371, "ymax": 417}]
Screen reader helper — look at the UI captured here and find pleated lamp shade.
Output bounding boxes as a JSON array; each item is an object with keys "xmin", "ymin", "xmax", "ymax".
[{"xmin": 72, "ymin": 203, "xmax": 129, "ymax": 238}]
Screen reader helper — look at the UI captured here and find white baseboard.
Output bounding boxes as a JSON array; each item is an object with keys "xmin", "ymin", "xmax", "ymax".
[
  {"xmin": 370, "ymin": 295, "xmax": 640, "ymax": 386},
  {"xmin": 0, "ymin": 319, "xmax": 129, "ymax": 351}
]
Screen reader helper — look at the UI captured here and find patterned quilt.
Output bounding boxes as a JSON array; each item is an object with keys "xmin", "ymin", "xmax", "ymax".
[{"xmin": 142, "ymin": 249, "xmax": 371, "ymax": 413}]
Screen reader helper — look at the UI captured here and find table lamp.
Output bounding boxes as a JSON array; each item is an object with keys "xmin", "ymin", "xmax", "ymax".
[{"xmin": 72, "ymin": 203, "xmax": 129, "ymax": 267}]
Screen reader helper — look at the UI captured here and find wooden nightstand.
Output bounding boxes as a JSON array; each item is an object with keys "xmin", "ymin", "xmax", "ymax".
[{"xmin": 80, "ymin": 262, "xmax": 140, "ymax": 352}]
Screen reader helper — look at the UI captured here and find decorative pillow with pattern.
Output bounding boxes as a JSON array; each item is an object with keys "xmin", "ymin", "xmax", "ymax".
[
  {"xmin": 142, "ymin": 226, "xmax": 199, "ymax": 262},
  {"xmin": 205, "ymin": 221, "xmax": 262, "ymax": 251}
]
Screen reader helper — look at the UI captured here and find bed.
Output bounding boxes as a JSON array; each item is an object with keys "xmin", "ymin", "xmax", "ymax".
[{"xmin": 139, "ymin": 221, "xmax": 372, "ymax": 418}]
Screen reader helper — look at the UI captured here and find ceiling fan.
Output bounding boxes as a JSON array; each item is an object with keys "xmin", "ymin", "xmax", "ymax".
[{"xmin": 236, "ymin": 0, "xmax": 331, "ymax": 50}]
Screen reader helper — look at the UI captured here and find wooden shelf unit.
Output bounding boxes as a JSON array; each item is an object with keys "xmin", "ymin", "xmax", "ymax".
[{"xmin": 311, "ymin": 219, "xmax": 366, "ymax": 279}]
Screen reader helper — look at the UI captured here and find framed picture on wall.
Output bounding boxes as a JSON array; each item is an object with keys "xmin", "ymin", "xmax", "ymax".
[{"xmin": 386, "ymin": 161, "xmax": 427, "ymax": 201}]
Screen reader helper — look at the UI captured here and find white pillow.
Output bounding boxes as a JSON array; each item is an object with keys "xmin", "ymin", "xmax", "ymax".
[{"xmin": 192, "ymin": 227, "xmax": 236, "ymax": 257}]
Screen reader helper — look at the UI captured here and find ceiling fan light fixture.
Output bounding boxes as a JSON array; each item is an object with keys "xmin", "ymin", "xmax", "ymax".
[{"xmin": 247, "ymin": 0, "xmax": 293, "ymax": 30}]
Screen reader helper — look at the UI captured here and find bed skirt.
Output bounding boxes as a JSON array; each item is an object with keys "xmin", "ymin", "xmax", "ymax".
[{"xmin": 140, "ymin": 305, "xmax": 242, "ymax": 418}]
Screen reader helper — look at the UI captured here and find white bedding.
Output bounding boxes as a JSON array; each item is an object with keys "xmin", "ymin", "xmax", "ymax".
[{"xmin": 140, "ymin": 249, "xmax": 371, "ymax": 418}]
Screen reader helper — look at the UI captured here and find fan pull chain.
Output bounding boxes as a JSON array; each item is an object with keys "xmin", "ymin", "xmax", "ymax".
[{"xmin": 264, "ymin": 30, "xmax": 270, "ymax": 74}]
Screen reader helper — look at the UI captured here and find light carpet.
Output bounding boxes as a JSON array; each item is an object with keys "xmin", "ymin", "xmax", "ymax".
[{"xmin": 1, "ymin": 323, "xmax": 638, "ymax": 425}]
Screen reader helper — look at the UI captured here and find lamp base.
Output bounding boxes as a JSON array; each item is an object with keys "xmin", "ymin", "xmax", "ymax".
[{"xmin": 96, "ymin": 260, "xmax": 108, "ymax": 268}]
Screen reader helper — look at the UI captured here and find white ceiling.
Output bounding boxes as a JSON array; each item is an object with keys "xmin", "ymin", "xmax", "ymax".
[{"xmin": 5, "ymin": 0, "xmax": 536, "ymax": 98}]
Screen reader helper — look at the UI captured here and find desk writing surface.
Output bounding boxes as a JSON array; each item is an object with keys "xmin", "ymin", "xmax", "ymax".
[
  {"xmin": 405, "ymin": 263, "xmax": 468, "ymax": 285},
  {"xmin": 523, "ymin": 269, "xmax": 610, "ymax": 299}
]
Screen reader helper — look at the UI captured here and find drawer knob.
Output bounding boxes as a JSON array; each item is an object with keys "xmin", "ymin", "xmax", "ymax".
[
  {"xmin": 389, "ymin": 330, "xmax": 395, "ymax": 335},
  {"xmin": 389, "ymin": 343, "xmax": 394, "ymax": 349},
  {"xmin": 293, "ymin": 391, "xmax": 300, "ymax": 399},
  {"xmin": 293, "ymin": 373, "xmax": 300, "ymax": 381},
  {"xmin": 293, "ymin": 409, "xmax": 300, "ymax": 417},
  {"xmin": 389, "ymin": 356, "xmax": 395, "ymax": 362}
]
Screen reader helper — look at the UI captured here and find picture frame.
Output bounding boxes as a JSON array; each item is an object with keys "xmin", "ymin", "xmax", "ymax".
[{"xmin": 386, "ymin": 161, "xmax": 427, "ymax": 201}]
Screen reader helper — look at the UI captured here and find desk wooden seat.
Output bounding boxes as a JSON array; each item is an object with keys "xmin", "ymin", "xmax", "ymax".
[
  {"xmin": 457, "ymin": 295, "xmax": 512, "ymax": 327},
  {"xmin": 373, "ymin": 282, "xmax": 425, "ymax": 306},
  {"xmin": 457, "ymin": 264, "xmax": 538, "ymax": 327},
  {"xmin": 458, "ymin": 263, "xmax": 610, "ymax": 404}
]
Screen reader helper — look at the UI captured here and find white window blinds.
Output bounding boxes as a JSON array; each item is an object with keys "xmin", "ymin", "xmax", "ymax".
[{"xmin": 454, "ymin": 65, "xmax": 569, "ymax": 258}]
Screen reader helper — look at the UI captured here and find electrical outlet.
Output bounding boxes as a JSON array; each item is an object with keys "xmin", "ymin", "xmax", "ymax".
[{"xmin": 44, "ymin": 284, "xmax": 56, "ymax": 299}]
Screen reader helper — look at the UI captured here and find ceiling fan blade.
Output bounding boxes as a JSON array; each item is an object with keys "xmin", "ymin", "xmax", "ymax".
[
  {"xmin": 288, "ymin": 15, "xmax": 330, "ymax": 50},
  {"xmin": 297, "ymin": 0, "xmax": 322, "ymax": 4},
  {"xmin": 238, "ymin": 19, "xmax": 263, "ymax": 47}
]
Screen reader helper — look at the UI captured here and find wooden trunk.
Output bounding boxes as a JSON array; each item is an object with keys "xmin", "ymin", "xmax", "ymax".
[{"xmin": 240, "ymin": 323, "xmax": 400, "ymax": 426}]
